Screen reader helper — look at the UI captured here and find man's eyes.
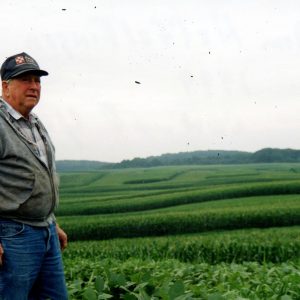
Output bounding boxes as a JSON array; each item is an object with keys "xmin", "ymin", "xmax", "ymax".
[{"xmin": 21, "ymin": 78, "xmax": 40, "ymax": 83}]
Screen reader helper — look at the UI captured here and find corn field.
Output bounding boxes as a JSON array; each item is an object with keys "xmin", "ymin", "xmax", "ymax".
[{"xmin": 57, "ymin": 163, "xmax": 300, "ymax": 299}]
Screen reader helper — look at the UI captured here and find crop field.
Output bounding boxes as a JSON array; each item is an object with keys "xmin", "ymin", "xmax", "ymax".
[{"xmin": 57, "ymin": 163, "xmax": 300, "ymax": 299}]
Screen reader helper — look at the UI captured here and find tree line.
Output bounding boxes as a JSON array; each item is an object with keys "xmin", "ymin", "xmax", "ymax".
[{"xmin": 56, "ymin": 148, "xmax": 300, "ymax": 172}]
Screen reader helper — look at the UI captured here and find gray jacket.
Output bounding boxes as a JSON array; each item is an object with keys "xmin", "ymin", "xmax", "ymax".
[{"xmin": 0, "ymin": 102, "xmax": 58, "ymax": 226}]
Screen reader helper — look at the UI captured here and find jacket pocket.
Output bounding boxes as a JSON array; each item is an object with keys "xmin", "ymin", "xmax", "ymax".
[{"xmin": 0, "ymin": 167, "xmax": 35, "ymax": 212}]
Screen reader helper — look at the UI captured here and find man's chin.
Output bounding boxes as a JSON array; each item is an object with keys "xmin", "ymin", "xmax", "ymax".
[
  {"xmin": 26, "ymin": 98, "xmax": 39, "ymax": 105},
  {"xmin": 24, "ymin": 99, "xmax": 39, "ymax": 111}
]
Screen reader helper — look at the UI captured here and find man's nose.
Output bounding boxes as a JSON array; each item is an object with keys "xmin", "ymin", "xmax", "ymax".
[{"xmin": 29, "ymin": 80, "xmax": 40, "ymax": 89}]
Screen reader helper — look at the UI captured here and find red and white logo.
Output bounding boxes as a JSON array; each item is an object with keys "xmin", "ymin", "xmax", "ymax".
[{"xmin": 15, "ymin": 56, "xmax": 25, "ymax": 65}]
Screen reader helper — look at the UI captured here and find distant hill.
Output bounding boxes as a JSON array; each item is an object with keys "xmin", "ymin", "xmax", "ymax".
[
  {"xmin": 56, "ymin": 160, "xmax": 110, "ymax": 172},
  {"xmin": 251, "ymin": 148, "xmax": 300, "ymax": 163},
  {"xmin": 56, "ymin": 148, "xmax": 300, "ymax": 171},
  {"xmin": 110, "ymin": 150, "xmax": 253, "ymax": 168}
]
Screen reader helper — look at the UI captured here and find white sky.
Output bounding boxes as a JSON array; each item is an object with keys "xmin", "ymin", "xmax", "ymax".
[{"xmin": 1, "ymin": 0, "xmax": 300, "ymax": 162}]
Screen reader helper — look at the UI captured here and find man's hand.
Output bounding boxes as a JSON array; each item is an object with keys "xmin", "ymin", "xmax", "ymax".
[
  {"xmin": 56, "ymin": 224, "xmax": 67, "ymax": 251},
  {"xmin": 0, "ymin": 243, "xmax": 3, "ymax": 266}
]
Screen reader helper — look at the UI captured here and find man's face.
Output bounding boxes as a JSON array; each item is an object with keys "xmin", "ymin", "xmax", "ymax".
[{"xmin": 2, "ymin": 73, "xmax": 41, "ymax": 118}]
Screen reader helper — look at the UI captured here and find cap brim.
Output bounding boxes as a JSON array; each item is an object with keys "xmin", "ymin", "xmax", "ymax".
[{"xmin": 10, "ymin": 69, "xmax": 49, "ymax": 79}]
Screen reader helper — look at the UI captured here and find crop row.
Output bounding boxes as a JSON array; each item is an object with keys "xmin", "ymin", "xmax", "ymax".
[
  {"xmin": 57, "ymin": 180, "xmax": 300, "ymax": 216},
  {"xmin": 59, "ymin": 164, "xmax": 300, "ymax": 192},
  {"xmin": 64, "ymin": 257, "xmax": 300, "ymax": 300},
  {"xmin": 58, "ymin": 198, "xmax": 300, "ymax": 240},
  {"xmin": 64, "ymin": 226, "xmax": 300, "ymax": 264}
]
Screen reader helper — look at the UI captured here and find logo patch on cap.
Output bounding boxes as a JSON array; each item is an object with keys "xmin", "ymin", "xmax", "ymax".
[
  {"xmin": 25, "ymin": 56, "xmax": 36, "ymax": 65},
  {"xmin": 15, "ymin": 56, "xmax": 25, "ymax": 65}
]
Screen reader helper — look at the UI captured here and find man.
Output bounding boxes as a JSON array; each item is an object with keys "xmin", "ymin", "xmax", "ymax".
[{"xmin": 0, "ymin": 52, "xmax": 68, "ymax": 299}]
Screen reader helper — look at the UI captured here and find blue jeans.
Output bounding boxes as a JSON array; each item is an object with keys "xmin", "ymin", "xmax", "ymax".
[{"xmin": 0, "ymin": 220, "xmax": 68, "ymax": 300}]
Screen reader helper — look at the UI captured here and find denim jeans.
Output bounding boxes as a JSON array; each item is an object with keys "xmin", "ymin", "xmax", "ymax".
[{"xmin": 0, "ymin": 219, "xmax": 68, "ymax": 300}]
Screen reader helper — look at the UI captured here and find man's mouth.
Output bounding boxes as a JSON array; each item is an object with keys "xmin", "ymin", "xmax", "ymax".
[{"xmin": 26, "ymin": 94, "xmax": 38, "ymax": 99}]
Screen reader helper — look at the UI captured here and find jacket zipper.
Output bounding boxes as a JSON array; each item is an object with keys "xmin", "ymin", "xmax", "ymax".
[{"xmin": 36, "ymin": 121, "xmax": 57, "ymax": 221}]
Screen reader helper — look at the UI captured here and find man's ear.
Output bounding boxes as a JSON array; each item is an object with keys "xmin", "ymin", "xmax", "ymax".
[{"xmin": 2, "ymin": 81, "xmax": 9, "ymax": 97}]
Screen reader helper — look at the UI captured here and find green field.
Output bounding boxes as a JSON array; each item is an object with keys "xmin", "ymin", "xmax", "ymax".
[{"xmin": 58, "ymin": 163, "xmax": 300, "ymax": 299}]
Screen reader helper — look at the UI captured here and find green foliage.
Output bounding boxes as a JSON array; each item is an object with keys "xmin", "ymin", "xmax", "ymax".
[
  {"xmin": 57, "ymin": 181, "xmax": 300, "ymax": 216},
  {"xmin": 56, "ymin": 148, "xmax": 300, "ymax": 171},
  {"xmin": 57, "ymin": 163, "xmax": 300, "ymax": 217},
  {"xmin": 64, "ymin": 258, "xmax": 300, "ymax": 300},
  {"xmin": 57, "ymin": 164, "xmax": 300, "ymax": 241},
  {"xmin": 58, "ymin": 164, "xmax": 300, "ymax": 299},
  {"xmin": 63, "ymin": 227, "xmax": 300, "ymax": 264},
  {"xmin": 109, "ymin": 148, "xmax": 300, "ymax": 168},
  {"xmin": 252, "ymin": 148, "xmax": 300, "ymax": 163},
  {"xmin": 58, "ymin": 195, "xmax": 300, "ymax": 240}
]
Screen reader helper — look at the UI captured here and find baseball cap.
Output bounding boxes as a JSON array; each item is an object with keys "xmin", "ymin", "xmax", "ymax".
[{"xmin": 0, "ymin": 52, "xmax": 48, "ymax": 81}]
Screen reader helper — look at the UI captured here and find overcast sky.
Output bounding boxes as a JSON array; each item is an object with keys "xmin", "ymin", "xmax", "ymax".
[{"xmin": 1, "ymin": 0, "xmax": 300, "ymax": 162}]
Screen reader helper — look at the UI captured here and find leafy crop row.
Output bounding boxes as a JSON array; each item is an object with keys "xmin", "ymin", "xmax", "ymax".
[
  {"xmin": 64, "ymin": 227, "xmax": 300, "ymax": 264},
  {"xmin": 59, "ymin": 197, "xmax": 300, "ymax": 240},
  {"xmin": 57, "ymin": 180, "xmax": 300, "ymax": 216},
  {"xmin": 64, "ymin": 258, "xmax": 300, "ymax": 300}
]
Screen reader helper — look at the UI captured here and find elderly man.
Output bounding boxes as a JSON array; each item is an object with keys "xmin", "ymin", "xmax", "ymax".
[{"xmin": 0, "ymin": 52, "xmax": 68, "ymax": 299}]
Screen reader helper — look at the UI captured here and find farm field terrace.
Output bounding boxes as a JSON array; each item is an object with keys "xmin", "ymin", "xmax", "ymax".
[{"xmin": 57, "ymin": 163, "xmax": 300, "ymax": 299}]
